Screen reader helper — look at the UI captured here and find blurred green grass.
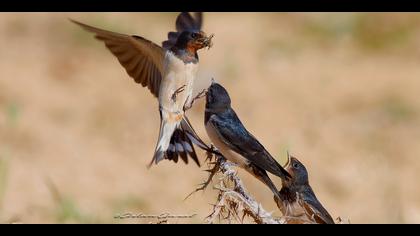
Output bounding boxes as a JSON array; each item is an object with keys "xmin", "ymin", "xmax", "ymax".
[
  {"xmin": 352, "ymin": 14, "xmax": 419, "ymax": 51},
  {"xmin": 0, "ymin": 154, "xmax": 9, "ymax": 210},
  {"xmin": 268, "ymin": 13, "xmax": 420, "ymax": 52},
  {"xmin": 55, "ymin": 197, "xmax": 88, "ymax": 223},
  {"xmin": 46, "ymin": 179, "xmax": 100, "ymax": 223},
  {"xmin": 380, "ymin": 94, "xmax": 418, "ymax": 123},
  {"xmin": 5, "ymin": 102, "xmax": 20, "ymax": 128}
]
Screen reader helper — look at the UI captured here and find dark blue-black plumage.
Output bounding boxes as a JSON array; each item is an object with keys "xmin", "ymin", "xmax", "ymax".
[{"xmin": 205, "ymin": 82, "xmax": 291, "ymax": 197}]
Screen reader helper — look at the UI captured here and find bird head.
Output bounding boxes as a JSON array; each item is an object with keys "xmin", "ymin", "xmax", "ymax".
[
  {"xmin": 283, "ymin": 153, "xmax": 309, "ymax": 187},
  {"xmin": 176, "ymin": 30, "xmax": 214, "ymax": 53},
  {"xmin": 206, "ymin": 81, "xmax": 231, "ymax": 112}
]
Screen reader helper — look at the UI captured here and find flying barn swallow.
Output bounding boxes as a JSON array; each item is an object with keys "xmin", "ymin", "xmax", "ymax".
[
  {"xmin": 204, "ymin": 82, "xmax": 291, "ymax": 198},
  {"xmin": 275, "ymin": 154, "xmax": 335, "ymax": 224},
  {"xmin": 71, "ymin": 13, "xmax": 214, "ymax": 167}
]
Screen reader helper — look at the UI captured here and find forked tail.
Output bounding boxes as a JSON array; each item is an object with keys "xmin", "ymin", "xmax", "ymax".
[{"xmin": 149, "ymin": 116, "xmax": 211, "ymax": 168}]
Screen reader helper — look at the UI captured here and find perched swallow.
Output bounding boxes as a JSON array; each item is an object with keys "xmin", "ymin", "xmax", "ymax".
[
  {"xmin": 275, "ymin": 154, "xmax": 335, "ymax": 224},
  {"xmin": 71, "ymin": 13, "xmax": 214, "ymax": 167},
  {"xmin": 204, "ymin": 82, "xmax": 291, "ymax": 197}
]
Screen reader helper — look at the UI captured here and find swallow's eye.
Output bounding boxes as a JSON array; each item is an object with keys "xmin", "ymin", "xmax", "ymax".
[
  {"xmin": 293, "ymin": 163, "xmax": 299, "ymax": 169},
  {"xmin": 191, "ymin": 33, "xmax": 198, "ymax": 39}
]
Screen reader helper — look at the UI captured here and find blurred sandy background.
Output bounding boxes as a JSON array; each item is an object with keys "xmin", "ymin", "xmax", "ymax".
[{"xmin": 1, "ymin": 12, "xmax": 420, "ymax": 223}]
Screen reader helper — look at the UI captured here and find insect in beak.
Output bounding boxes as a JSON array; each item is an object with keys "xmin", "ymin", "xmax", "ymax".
[{"xmin": 204, "ymin": 34, "xmax": 214, "ymax": 50}]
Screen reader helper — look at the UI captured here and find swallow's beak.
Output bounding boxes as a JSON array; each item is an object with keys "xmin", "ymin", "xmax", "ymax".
[
  {"xmin": 284, "ymin": 150, "xmax": 292, "ymax": 169},
  {"xmin": 207, "ymin": 79, "xmax": 217, "ymax": 101}
]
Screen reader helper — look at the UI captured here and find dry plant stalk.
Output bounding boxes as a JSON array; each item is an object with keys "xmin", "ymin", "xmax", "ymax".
[
  {"xmin": 204, "ymin": 155, "xmax": 282, "ymax": 224},
  {"xmin": 201, "ymin": 154, "xmax": 349, "ymax": 224}
]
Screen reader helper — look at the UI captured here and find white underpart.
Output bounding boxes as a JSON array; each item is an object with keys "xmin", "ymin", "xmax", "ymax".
[
  {"xmin": 156, "ymin": 120, "xmax": 177, "ymax": 152},
  {"xmin": 205, "ymin": 115, "xmax": 250, "ymax": 168},
  {"xmin": 159, "ymin": 51, "xmax": 198, "ymax": 113},
  {"xmin": 280, "ymin": 192, "xmax": 312, "ymax": 222},
  {"xmin": 154, "ymin": 51, "xmax": 199, "ymax": 154}
]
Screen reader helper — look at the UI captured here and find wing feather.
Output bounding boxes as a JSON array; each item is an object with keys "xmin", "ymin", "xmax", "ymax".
[
  {"xmin": 71, "ymin": 19, "xmax": 165, "ymax": 97},
  {"xmin": 209, "ymin": 110, "xmax": 291, "ymax": 179},
  {"xmin": 162, "ymin": 12, "xmax": 203, "ymax": 49}
]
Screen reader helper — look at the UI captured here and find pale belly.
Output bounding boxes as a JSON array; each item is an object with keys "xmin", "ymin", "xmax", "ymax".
[
  {"xmin": 279, "ymin": 197, "xmax": 312, "ymax": 223},
  {"xmin": 159, "ymin": 52, "xmax": 198, "ymax": 113},
  {"xmin": 284, "ymin": 201, "xmax": 307, "ymax": 217},
  {"xmin": 205, "ymin": 119, "xmax": 250, "ymax": 168}
]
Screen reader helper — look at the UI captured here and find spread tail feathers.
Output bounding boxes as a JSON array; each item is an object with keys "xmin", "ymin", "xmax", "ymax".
[{"xmin": 149, "ymin": 116, "xmax": 211, "ymax": 168}]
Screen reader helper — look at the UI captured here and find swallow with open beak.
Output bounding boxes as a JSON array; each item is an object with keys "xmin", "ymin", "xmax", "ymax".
[
  {"xmin": 204, "ymin": 82, "xmax": 291, "ymax": 198},
  {"xmin": 71, "ymin": 12, "xmax": 214, "ymax": 167},
  {"xmin": 275, "ymin": 153, "xmax": 335, "ymax": 224}
]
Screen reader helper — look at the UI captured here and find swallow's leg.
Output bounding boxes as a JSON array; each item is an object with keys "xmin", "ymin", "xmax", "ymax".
[
  {"xmin": 205, "ymin": 144, "xmax": 224, "ymax": 162},
  {"xmin": 183, "ymin": 89, "xmax": 207, "ymax": 111},
  {"xmin": 196, "ymin": 89, "xmax": 208, "ymax": 100},
  {"xmin": 171, "ymin": 85, "xmax": 186, "ymax": 102}
]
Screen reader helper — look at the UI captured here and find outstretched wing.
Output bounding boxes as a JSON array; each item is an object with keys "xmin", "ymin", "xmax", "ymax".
[
  {"xmin": 71, "ymin": 19, "xmax": 165, "ymax": 98},
  {"xmin": 162, "ymin": 12, "xmax": 203, "ymax": 49}
]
